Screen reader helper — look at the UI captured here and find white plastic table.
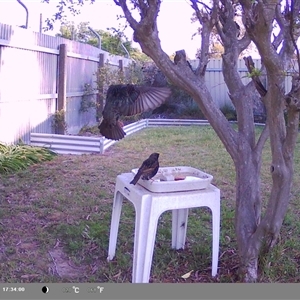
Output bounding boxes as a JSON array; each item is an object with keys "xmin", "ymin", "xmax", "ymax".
[{"xmin": 107, "ymin": 172, "xmax": 221, "ymax": 283}]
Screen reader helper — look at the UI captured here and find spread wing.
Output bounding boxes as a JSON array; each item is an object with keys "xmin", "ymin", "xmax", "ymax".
[
  {"xmin": 125, "ymin": 85, "xmax": 171, "ymax": 116},
  {"xmin": 103, "ymin": 84, "xmax": 171, "ymax": 119},
  {"xmin": 102, "ymin": 85, "xmax": 130, "ymax": 122}
]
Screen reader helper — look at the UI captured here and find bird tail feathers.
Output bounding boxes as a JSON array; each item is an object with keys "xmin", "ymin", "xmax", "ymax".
[
  {"xmin": 130, "ymin": 171, "xmax": 141, "ymax": 185},
  {"xmin": 98, "ymin": 120, "xmax": 126, "ymax": 141}
]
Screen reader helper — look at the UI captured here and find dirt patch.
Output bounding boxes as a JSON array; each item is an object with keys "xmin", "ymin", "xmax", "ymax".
[{"xmin": 48, "ymin": 248, "xmax": 86, "ymax": 278}]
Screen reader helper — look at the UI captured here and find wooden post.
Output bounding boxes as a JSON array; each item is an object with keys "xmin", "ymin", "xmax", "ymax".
[
  {"xmin": 57, "ymin": 43, "xmax": 67, "ymax": 134},
  {"xmin": 118, "ymin": 59, "xmax": 123, "ymax": 71},
  {"xmin": 118, "ymin": 59, "xmax": 125, "ymax": 83},
  {"xmin": 96, "ymin": 53, "xmax": 105, "ymax": 122},
  {"xmin": 39, "ymin": 13, "xmax": 42, "ymax": 33}
]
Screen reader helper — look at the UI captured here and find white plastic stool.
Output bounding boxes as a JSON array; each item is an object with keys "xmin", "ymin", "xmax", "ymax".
[{"xmin": 107, "ymin": 172, "xmax": 221, "ymax": 283}]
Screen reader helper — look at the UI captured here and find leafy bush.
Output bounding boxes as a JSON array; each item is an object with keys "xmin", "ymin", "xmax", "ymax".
[
  {"xmin": 91, "ymin": 60, "xmax": 206, "ymax": 122},
  {"xmin": 78, "ymin": 125, "xmax": 100, "ymax": 136},
  {"xmin": 220, "ymin": 103, "xmax": 237, "ymax": 121},
  {"xmin": 86, "ymin": 61, "xmax": 146, "ymax": 121},
  {"xmin": 79, "ymin": 83, "xmax": 97, "ymax": 113},
  {"xmin": 0, "ymin": 143, "xmax": 56, "ymax": 174},
  {"xmin": 51, "ymin": 109, "xmax": 68, "ymax": 133},
  {"xmin": 95, "ymin": 61, "xmax": 145, "ymax": 94}
]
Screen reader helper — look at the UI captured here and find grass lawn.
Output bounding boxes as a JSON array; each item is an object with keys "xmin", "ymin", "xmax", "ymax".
[{"xmin": 0, "ymin": 125, "xmax": 300, "ymax": 283}]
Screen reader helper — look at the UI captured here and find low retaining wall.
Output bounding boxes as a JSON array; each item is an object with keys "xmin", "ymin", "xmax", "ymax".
[{"xmin": 30, "ymin": 119, "xmax": 210, "ymax": 155}]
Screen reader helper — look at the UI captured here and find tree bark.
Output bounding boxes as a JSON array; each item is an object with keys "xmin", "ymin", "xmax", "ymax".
[
  {"xmin": 234, "ymin": 146, "xmax": 262, "ymax": 282},
  {"xmin": 114, "ymin": 0, "xmax": 300, "ymax": 282}
]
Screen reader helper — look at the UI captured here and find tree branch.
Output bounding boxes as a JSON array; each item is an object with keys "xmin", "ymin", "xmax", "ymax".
[
  {"xmin": 141, "ymin": 0, "xmax": 161, "ymax": 27},
  {"xmin": 255, "ymin": 124, "xmax": 269, "ymax": 155},
  {"xmin": 275, "ymin": 2, "xmax": 296, "ymax": 57},
  {"xmin": 289, "ymin": 0, "xmax": 300, "ymax": 73},
  {"xmin": 243, "ymin": 56, "xmax": 267, "ymax": 97},
  {"xmin": 190, "ymin": 0, "xmax": 218, "ymax": 76},
  {"xmin": 241, "ymin": 0, "xmax": 281, "ymax": 71},
  {"xmin": 174, "ymin": 50, "xmax": 195, "ymax": 73},
  {"xmin": 115, "ymin": 0, "xmax": 239, "ymax": 158},
  {"xmin": 114, "ymin": 0, "xmax": 139, "ymax": 30},
  {"xmin": 272, "ymin": 30, "xmax": 284, "ymax": 50},
  {"xmin": 137, "ymin": 0, "xmax": 148, "ymax": 17},
  {"xmin": 215, "ymin": 19, "xmax": 226, "ymax": 42},
  {"xmin": 217, "ymin": 0, "xmax": 248, "ymax": 97},
  {"xmin": 239, "ymin": 33, "xmax": 252, "ymax": 52},
  {"xmin": 217, "ymin": 0, "xmax": 251, "ymax": 54},
  {"xmin": 284, "ymin": 76, "xmax": 300, "ymax": 159}
]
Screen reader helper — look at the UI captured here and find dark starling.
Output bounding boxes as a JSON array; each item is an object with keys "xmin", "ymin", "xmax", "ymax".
[
  {"xmin": 130, "ymin": 153, "xmax": 160, "ymax": 185},
  {"xmin": 98, "ymin": 84, "xmax": 171, "ymax": 140}
]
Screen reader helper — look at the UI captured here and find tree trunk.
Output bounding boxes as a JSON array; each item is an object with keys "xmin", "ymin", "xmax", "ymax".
[
  {"xmin": 239, "ymin": 162, "xmax": 294, "ymax": 282},
  {"xmin": 234, "ymin": 140, "xmax": 262, "ymax": 282},
  {"xmin": 115, "ymin": 0, "xmax": 300, "ymax": 282},
  {"xmin": 234, "ymin": 87, "xmax": 298, "ymax": 282}
]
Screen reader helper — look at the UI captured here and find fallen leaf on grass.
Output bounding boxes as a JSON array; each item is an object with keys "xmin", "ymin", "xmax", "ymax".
[
  {"xmin": 225, "ymin": 235, "xmax": 231, "ymax": 243},
  {"xmin": 54, "ymin": 239, "xmax": 60, "ymax": 248},
  {"xmin": 21, "ymin": 274, "xmax": 40, "ymax": 279},
  {"xmin": 113, "ymin": 270, "xmax": 122, "ymax": 278},
  {"xmin": 181, "ymin": 270, "xmax": 194, "ymax": 279}
]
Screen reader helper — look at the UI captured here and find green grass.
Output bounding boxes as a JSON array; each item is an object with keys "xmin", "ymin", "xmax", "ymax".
[{"xmin": 0, "ymin": 126, "xmax": 299, "ymax": 283}]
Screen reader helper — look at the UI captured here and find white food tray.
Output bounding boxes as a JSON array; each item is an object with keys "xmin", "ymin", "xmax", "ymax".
[{"xmin": 131, "ymin": 166, "xmax": 213, "ymax": 193}]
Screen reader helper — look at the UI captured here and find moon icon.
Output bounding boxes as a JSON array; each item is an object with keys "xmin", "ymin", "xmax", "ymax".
[{"xmin": 42, "ymin": 286, "xmax": 49, "ymax": 294}]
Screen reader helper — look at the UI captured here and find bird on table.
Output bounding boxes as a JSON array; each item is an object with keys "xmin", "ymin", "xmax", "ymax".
[
  {"xmin": 98, "ymin": 84, "xmax": 171, "ymax": 140},
  {"xmin": 130, "ymin": 153, "xmax": 160, "ymax": 185}
]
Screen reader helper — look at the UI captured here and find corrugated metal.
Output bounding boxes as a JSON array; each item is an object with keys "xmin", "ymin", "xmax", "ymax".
[
  {"xmin": 37, "ymin": 50, "xmax": 57, "ymax": 94},
  {"xmin": 0, "ymin": 23, "xmax": 10, "ymax": 40},
  {"xmin": 30, "ymin": 133, "xmax": 103, "ymax": 155},
  {"xmin": 65, "ymin": 52, "xmax": 99, "ymax": 133},
  {"xmin": 0, "ymin": 38, "xmax": 57, "ymax": 144},
  {"xmin": 123, "ymin": 119, "xmax": 148, "ymax": 134},
  {"xmin": 190, "ymin": 58, "xmax": 293, "ymax": 108},
  {"xmin": 3, "ymin": 23, "xmax": 292, "ymax": 147},
  {"xmin": 30, "ymin": 119, "xmax": 148, "ymax": 154},
  {"xmin": 67, "ymin": 57, "xmax": 97, "ymax": 93},
  {"xmin": 30, "ymin": 119, "xmax": 212, "ymax": 155},
  {"xmin": 147, "ymin": 119, "xmax": 210, "ymax": 126},
  {"xmin": 99, "ymin": 119, "xmax": 148, "ymax": 151},
  {"xmin": 205, "ymin": 59, "xmax": 227, "ymax": 108},
  {"xmin": 65, "ymin": 95, "xmax": 97, "ymax": 134},
  {"xmin": 0, "ymin": 23, "xmax": 133, "ymax": 145}
]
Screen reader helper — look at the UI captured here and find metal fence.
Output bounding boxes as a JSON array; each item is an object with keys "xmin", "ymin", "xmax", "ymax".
[
  {"xmin": 1, "ymin": 23, "xmax": 294, "ymax": 146},
  {"xmin": 189, "ymin": 58, "xmax": 293, "ymax": 109},
  {"xmin": 190, "ymin": 59, "xmax": 256, "ymax": 108},
  {"xmin": 30, "ymin": 118, "xmax": 211, "ymax": 155},
  {"xmin": 0, "ymin": 23, "xmax": 132, "ymax": 144}
]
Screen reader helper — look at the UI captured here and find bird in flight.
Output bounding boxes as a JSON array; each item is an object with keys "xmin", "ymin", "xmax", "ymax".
[
  {"xmin": 98, "ymin": 84, "xmax": 171, "ymax": 140},
  {"xmin": 130, "ymin": 152, "xmax": 160, "ymax": 185}
]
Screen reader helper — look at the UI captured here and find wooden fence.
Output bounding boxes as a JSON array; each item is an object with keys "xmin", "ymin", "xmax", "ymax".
[{"xmin": 0, "ymin": 23, "xmax": 132, "ymax": 144}]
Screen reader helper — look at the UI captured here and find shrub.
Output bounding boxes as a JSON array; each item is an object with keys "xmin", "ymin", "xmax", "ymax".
[
  {"xmin": 0, "ymin": 143, "xmax": 56, "ymax": 174},
  {"xmin": 220, "ymin": 103, "xmax": 237, "ymax": 121},
  {"xmin": 88, "ymin": 60, "xmax": 206, "ymax": 124},
  {"xmin": 51, "ymin": 109, "xmax": 67, "ymax": 133},
  {"xmin": 79, "ymin": 83, "xmax": 97, "ymax": 113}
]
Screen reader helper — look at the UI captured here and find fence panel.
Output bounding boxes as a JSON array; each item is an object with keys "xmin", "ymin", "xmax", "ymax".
[
  {"xmin": 30, "ymin": 133, "xmax": 102, "ymax": 155},
  {"xmin": 65, "ymin": 55, "xmax": 98, "ymax": 133},
  {"xmin": 0, "ymin": 23, "xmax": 132, "ymax": 144},
  {"xmin": 190, "ymin": 58, "xmax": 263, "ymax": 108},
  {"xmin": 0, "ymin": 37, "xmax": 58, "ymax": 143},
  {"xmin": 1, "ymin": 23, "xmax": 297, "ymax": 146}
]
